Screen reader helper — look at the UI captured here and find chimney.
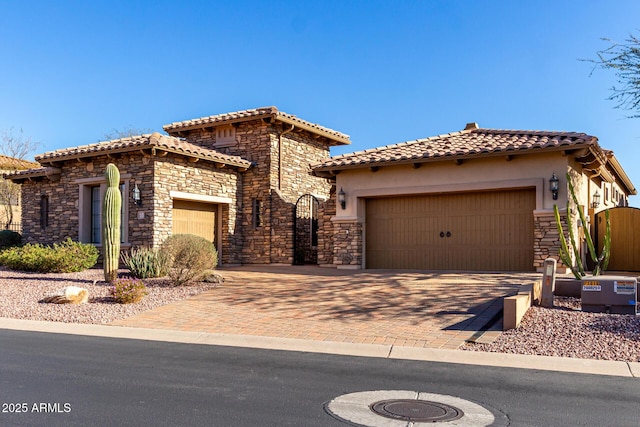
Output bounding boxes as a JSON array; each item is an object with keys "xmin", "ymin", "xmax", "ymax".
[{"xmin": 464, "ymin": 122, "xmax": 479, "ymax": 130}]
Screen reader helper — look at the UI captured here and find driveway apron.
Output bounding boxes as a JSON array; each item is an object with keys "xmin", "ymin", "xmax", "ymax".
[{"xmin": 110, "ymin": 266, "xmax": 536, "ymax": 349}]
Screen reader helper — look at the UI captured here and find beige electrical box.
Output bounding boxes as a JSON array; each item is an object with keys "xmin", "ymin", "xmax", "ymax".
[{"xmin": 581, "ymin": 276, "xmax": 637, "ymax": 315}]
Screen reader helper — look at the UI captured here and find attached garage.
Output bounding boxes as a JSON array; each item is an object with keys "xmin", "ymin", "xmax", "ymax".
[
  {"xmin": 172, "ymin": 200, "xmax": 217, "ymax": 243},
  {"xmin": 314, "ymin": 123, "xmax": 637, "ymax": 272},
  {"xmin": 365, "ymin": 189, "xmax": 535, "ymax": 271}
]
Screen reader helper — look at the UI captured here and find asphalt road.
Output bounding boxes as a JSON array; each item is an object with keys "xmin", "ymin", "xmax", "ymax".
[{"xmin": 0, "ymin": 329, "xmax": 638, "ymax": 426}]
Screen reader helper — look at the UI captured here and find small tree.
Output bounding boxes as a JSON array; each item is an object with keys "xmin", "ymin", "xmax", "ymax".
[
  {"xmin": 101, "ymin": 126, "xmax": 154, "ymax": 141},
  {"xmin": 0, "ymin": 128, "xmax": 39, "ymax": 227},
  {"xmin": 587, "ymin": 33, "xmax": 640, "ymax": 117},
  {"xmin": 0, "ymin": 178, "xmax": 20, "ymax": 227}
]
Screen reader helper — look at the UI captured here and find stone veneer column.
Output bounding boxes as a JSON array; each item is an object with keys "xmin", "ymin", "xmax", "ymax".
[
  {"xmin": 534, "ymin": 210, "xmax": 569, "ymax": 271},
  {"xmin": 332, "ymin": 219, "xmax": 363, "ymax": 269},
  {"xmin": 316, "ymin": 192, "xmax": 336, "ymax": 267}
]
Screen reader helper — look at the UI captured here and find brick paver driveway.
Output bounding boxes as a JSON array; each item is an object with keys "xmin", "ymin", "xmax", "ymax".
[{"xmin": 111, "ymin": 266, "xmax": 538, "ymax": 349}]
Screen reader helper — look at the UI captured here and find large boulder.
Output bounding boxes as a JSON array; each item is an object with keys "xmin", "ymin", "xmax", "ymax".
[{"xmin": 42, "ymin": 286, "xmax": 89, "ymax": 304}]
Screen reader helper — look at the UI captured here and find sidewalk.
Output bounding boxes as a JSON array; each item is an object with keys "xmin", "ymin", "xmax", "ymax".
[{"xmin": 1, "ymin": 317, "xmax": 638, "ymax": 377}]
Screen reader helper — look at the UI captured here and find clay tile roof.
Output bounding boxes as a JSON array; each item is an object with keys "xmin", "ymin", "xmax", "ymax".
[
  {"xmin": 0, "ymin": 154, "xmax": 40, "ymax": 170},
  {"xmin": 4, "ymin": 166, "xmax": 61, "ymax": 181},
  {"xmin": 313, "ymin": 126, "xmax": 598, "ymax": 171},
  {"xmin": 35, "ymin": 133, "xmax": 252, "ymax": 169},
  {"xmin": 163, "ymin": 106, "xmax": 351, "ymax": 145}
]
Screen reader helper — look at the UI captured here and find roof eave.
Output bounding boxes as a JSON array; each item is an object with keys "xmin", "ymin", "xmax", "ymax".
[
  {"xmin": 313, "ymin": 143, "xmax": 595, "ymax": 173},
  {"xmin": 164, "ymin": 113, "xmax": 351, "ymax": 146},
  {"xmin": 4, "ymin": 167, "xmax": 62, "ymax": 183},
  {"xmin": 608, "ymin": 154, "xmax": 637, "ymax": 195},
  {"xmin": 275, "ymin": 114, "xmax": 351, "ymax": 146},
  {"xmin": 163, "ymin": 113, "xmax": 275, "ymax": 134},
  {"xmin": 37, "ymin": 144, "xmax": 252, "ymax": 171}
]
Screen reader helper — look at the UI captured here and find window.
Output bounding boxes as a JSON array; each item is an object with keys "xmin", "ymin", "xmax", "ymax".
[
  {"xmin": 91, "ymin": 186, "xmax": 101, "ymax": 243},
  {"xmin": 252, "ymin": 198, "xmax": 262, "ymax": 229},
  {"xmin": 79, "ymin": 180, "xmax": 129, "ymax": 245},
  {"xmin": 40, "ymin": 195, "xmax": 49, "ymax": 229}
]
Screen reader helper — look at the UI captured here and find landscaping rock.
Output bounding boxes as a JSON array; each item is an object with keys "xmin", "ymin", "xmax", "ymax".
[
  {"xmin": 42, "ymin": 286, "xmax": 89, "ymax": 304},
  {"xmin": 199, "ymin": 270, "xmax": 224, "ymax": 284}
]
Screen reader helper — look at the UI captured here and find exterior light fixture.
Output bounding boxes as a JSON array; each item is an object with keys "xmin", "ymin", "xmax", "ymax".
[
  {"xmin": 132, "ymin": 183, "xmax": 141, "ymax": 206},
  {"xmin": 549, "ymin": 173, "xmax": 559, "ymax": 200},
  {"xmin": 338, "ymin": 187, "xmax": 346, "ymax": 210},
  {"xmin": 591, "ymin": 191, "xmax": 601, "ymax": 209}
]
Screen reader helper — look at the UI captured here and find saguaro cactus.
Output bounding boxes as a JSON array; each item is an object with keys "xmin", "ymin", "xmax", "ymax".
[{"xmin": 102, "ymin": 163, "xmax": 121, "ymax": 283}]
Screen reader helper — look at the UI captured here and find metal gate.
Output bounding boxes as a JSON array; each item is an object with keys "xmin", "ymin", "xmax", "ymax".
[
  {"xmin": 294, "ymin": 194, "xmax": 319, "ymax": 265},
  {"xmin": 596, "ymin": 207, "xmax": 640, "ymax": 271}
]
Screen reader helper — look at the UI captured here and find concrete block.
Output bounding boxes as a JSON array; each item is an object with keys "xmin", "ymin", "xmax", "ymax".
[{"xmin": 503, "ymin": 284, "xmax": 533, "ymax": 330}]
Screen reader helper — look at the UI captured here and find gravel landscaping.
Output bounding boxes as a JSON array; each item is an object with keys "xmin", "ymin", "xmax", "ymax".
[
  {"xmin": 0, "ymin": 267, "xmax": 218, "ymax": 325},
  {"xmin": 463, "ymin": 296, "xmax": 640, "ymax": 363},
  {"xmin": 1, "ymin": 266, "xmax": 639, "ymax": 363}
]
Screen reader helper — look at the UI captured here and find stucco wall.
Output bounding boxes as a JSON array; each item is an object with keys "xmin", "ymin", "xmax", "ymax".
[
  {"xmin": 335, "ymin": 152, "xmax": 570, "ymax": 219},
  {"xmin": 331, "ymin": 152, "xmax": 577, "ymax": 270}
]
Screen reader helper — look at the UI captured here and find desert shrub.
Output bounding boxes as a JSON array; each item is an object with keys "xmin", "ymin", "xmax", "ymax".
[
  {"xmin": 161, "ymin": 234, "xmax": 218, "ymax": 286},
  {"xmin": 0, "ymin": 238, "xmax": 98, "ymax": 273},
  {"xmin": 121, "ymin": 247, "xmax": 170, "ymax": 279},
  {"xmin": 0, "ymin": 230, "xmax": 22, "ymax": 250},
  {"xmin": 109, "ymin": 277, "xmax": 147, "ymax": 304}
]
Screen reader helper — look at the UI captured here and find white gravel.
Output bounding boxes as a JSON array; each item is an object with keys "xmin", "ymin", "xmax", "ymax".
[
  {"xmin": 0, "ymin": 267, "xmax": 217, "ymax": 325},
  {"xmin": 463, "ymin": 296, "xmax": 640, "ymax": 363},
  {"xmin": 2, "ymin": 267, "xmax": 639, "ymax": 363}
]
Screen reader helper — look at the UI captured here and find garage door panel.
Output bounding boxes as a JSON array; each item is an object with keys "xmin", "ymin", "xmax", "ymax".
[
  {"xmin": 365, "ymin": 189, "xmax": 535, "ymax": 271},
  {"xmin": 172, "ymin": 200, "xmax": 216, "ymax": 243}
]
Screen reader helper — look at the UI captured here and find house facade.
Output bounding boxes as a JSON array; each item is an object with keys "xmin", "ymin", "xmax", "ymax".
[
  {"xmin": 7, "ymin": 107, "xmax": 349, "ymax": 266},
  {"xmin": 313, "ymin": 123, "xmax": 636, "ymax": 272},
  {"xmin": 7, "ymin": 110, "xmax": 636, "ymax": 272}
]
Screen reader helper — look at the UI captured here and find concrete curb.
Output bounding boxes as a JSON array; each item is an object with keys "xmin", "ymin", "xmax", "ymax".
[{"xmin": 1, "ymin": 317, "xmax": 638, "ymax": 378}]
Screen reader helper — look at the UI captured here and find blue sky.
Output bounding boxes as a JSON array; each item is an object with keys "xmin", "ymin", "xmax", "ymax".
[{"xmin": 1, "ymin": 1, "xmax": 639, "ymax": 203}]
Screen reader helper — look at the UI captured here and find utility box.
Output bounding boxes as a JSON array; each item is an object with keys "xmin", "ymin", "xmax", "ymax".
[{"xmin": 581, "ymin": 276, "xmax": 637, "ymax": 315}]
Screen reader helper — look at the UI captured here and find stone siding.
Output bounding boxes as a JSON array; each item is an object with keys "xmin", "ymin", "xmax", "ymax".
[
  {"xmin": 332, "ymin": 220, "xmax": 363, "ymax": 267},
  {"xmin": 534, "ymin": 210, "xmax": 569, "ymax": 270},
  {"xmin": 180, "ymin": 121, "xmax": 332, "ymax": 265},
  {"xmin": 317, "ymin": 188, "xmax": 336, "ymax": 266},
  {"xmin": 20, "ymin": 155, "xmax": 154, "ymax": 250},
  {"xmin": 153, "ymin": 156, "xmax": 242, "ymax": 265},
  {"xmin": 20, "ymin": 114, "xmax": 336, "ymax": 267}
]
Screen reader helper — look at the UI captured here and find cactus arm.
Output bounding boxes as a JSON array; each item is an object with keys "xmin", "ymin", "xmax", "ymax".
[
  {"xmin": 600, "ymin": 209, "xmax": 611, "ymax": 272},
  {"xmin": 564, "ymin": 202, "xmax": 585, "ymax": 277},
  {"xmin": 566, "ymin": 174, "xmax": 598, "ymax": 263},
  {"xmin": 554, "ymin": 204, "xmax": 583, "ymax": 279}
]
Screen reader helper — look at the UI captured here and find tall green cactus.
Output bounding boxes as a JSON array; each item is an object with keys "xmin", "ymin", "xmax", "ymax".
[
  {"xmin": 553, "ymin": 173, "xmax": 611, "ymax": 279},
  {"xmin": 102, "ymin": 163, "xmax": 121, "ymax": 283}
]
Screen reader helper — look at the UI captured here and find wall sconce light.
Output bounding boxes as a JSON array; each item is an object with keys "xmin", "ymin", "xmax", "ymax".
[
  {"xmin": 132, "ymin": 183, "xmax": 141, "ymax": 206},
  {"xmin": 591, "ymin": 191, "xmax": 601, "ymax": 209},
  {"xmin": 549, "ymin": 173, "xmax": 559, "ymax": 200},
  {"xmin": 338, "ymin": 187, "xmax": 346, "ymax": 210}
]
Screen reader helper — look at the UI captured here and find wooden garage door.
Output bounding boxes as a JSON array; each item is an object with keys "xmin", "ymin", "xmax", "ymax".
[
  {"xmin": 172, "ymin": 200, "xmax": 216, "ymax": 243},
  {"xmin": 365, "ymin": 189, "xmax": 535, "ymax": 271}
]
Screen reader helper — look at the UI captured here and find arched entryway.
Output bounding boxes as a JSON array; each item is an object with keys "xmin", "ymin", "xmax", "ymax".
[{"xmin": 294, "ymin": 194, "xmax": 319, "ymax": 265}]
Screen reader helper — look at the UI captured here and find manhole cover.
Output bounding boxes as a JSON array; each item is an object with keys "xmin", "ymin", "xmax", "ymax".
[{"xmin": 370, "ymin": 399, "xmax": 464, "ymax": 422}]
